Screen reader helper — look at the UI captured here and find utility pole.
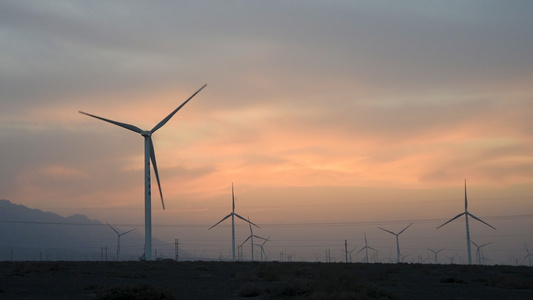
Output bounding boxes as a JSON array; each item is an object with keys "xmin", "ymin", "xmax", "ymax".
[
  {"xmin": 345, "ymin": 240, "xmax": 348, "ymax": 263},
  {"xmin": 175, "ymin": 239, "xmax": 179, "ymax": 261}
]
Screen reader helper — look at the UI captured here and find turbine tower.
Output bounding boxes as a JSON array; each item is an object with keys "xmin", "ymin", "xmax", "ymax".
[
  {"xmin": 378, "ymin": 223, "xmax": 413, "ymax": 263},
  {"xmin": 209, "ymin": 183, "xmax": 258, "ymax": 262},
  {"xmin": 436, "ymin": 179, "xmax": 496, "ymax": 265},
  {"xmin": 107, "ymin": 224, "xmax": 136, "ymax": 261},
  {"xmin": 80, "ymin": 84, "xmax": 206, "ymax": 260}
]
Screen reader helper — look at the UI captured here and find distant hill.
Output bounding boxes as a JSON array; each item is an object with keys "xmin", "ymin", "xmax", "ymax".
[{"xmin": 0, "ymin": 199, "xmax": 194, "ymax": 261}]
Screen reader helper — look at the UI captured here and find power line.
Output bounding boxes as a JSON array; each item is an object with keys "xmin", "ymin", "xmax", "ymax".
[{"xmin": 1, "ymin": 214, "xmax": 532, "ymax": 228}]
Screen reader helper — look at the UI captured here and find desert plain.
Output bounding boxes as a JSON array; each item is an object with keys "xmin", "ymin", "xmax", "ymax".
[{"xmin": 0, "ymin": 260, "xmax": 532, "ymax": 299}]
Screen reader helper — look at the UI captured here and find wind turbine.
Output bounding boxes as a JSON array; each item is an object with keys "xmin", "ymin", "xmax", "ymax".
[
  {"xmin": 341, "ymin": 240, "xmax": 358, "ymax": 263},
  {"xmin": 436, "ymin": 179, "xmax": 496, "ymax": 265},
  {"xmin": 240, "ymin": 216, "xmax": 268, "ymax": 261},
  {"xmin": 470, "ymin": 240, "xmax": 492, "ymax": 265},
  {"xmin": 427, "ymin": 247, "xmax": 444, "ymax": 264},
  {"xmin": 355, "ymin": 232, "xmax": 378, "ymax": 263},
  {"xmin": 523, "ymin": 243, "xmax": 532, "ymax": 266},
  {"xmin": 445, "ymin": 255, "xmax": 457, "ymax": 264},
  {"xmin": 209, "ymin": 184, "xmax": 259, "ymax": 262},
  {"xmin": 254, "ymin": 235, "xmax": 270, "ymax": 261},
  {"xmin": 80, "ymin": 84, "xmax": 206, "ymax": 260},
  {"xmin": 378, "ymin": 223, "xmax": 413, "ymax": 263},
  {"xmin": 107, "ymin": 224, "xmax": 136, "ymax": 261}
]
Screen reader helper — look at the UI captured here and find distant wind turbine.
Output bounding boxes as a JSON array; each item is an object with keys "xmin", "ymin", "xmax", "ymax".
[
  {"xmin": 355, "ymin": 232, "xmax": 378, "ymax": 263},
  {"xmin": 341, "ymin": 240, "xmax": 358, "ymax": 263},
  {"xmin": 523, "ymin": 243, "xmax": 532, "ymax": 266},
  {"xmin": 240, "ymin": 216, "xmax": 268, "ymax": 261},
  {"xmin": 80, "ymin": 84, "xmax": 206, "ymax": 260},
  {"xmin": 436, "ymin": 179, "xmax": 496, "ymax": 265},
  {"xmin": 107, "ymin": 224, "xmax": 136, "ymax": 261},
  {"xmin": 254, "ymin": 236, "xmax": 270, "ymax": 261},
  {"xmin": 209, "ymin": 184, "xmax": 258, "ymax": 262},
  {"xmin": 470, "ymin": 240, "xmax": 492, "ymax": 265},
  {"xmin": 378, "ymin": 223, "xmax": 413, "ymax": 263},
  {"xmin": 427, "ymin": 247, "xmax": 445, "ymax": 264}
]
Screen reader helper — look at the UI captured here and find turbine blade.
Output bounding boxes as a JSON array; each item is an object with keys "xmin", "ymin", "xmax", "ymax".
[
  {"xmin": 368, "ymin": 246, "xmax": 379, "ymax": 252},
  {"xmin": 480, "ymin": 242, "xmax": 492, "ymax": 248},
  {"xmin": 107, "ymin": 223, "xmax": 119, "ymax": 235},
  {"xmin": 151, "ymin": 84, "xmax": 207, "ymax": 133},
  {"xmin": 208, "ymin": 213, "xmax": 232, "ymax": 230},
  {"xmin": 122, "ymin": 228, "xmax": 136, "ymax": 235},
  {"xmin": 398, "ymin": 223, "xmax": 414, "ymax": 235},
  {"xmin": 253, "ymin": 235, "xmax": 268, "ymax": 241},
  {"xmin": 149, "ymin": 138, "xmax": 165, "ymax": 209},
  {"xmin": 79, "ymin": 111, "xmax": 144, "ymax": 134},
  {"xmin": 232, "ymin": 183, "xmax": 235, "ymax": 212},
  {"xmin": 470, "ymin": 240, "xmax": 479, "ymax": 247},
  {"xmin": 525, "ymin": 243, "xmax": 530, "ymax": 254},
  {"xmin": 378, "ymin": 227, "xmax": 396, "ymax": 236},
  {"xmin": 235, "ymin": 213, "xmax": 259, "ymax": 228},
  {"xmin": 262, "ymin": 236, "xmax": 271, "ymax": 246},
  {"xmin": 468, "ymin": 213, "xmax": 497, "ymax": 230},
  {"xmin": 436, "ymin": 213, "xmax": 465, "ymax": 229},
  {"xmin": 241, "ymin": 235, "xmax": 251, "ymax": 246},
  {"xmin": 464, "ymin": 179, "xmax": 468, "ymax": 211},
  {"xmin": 355, "ymin": 248, "xmax": 365, "ymax": 255}
]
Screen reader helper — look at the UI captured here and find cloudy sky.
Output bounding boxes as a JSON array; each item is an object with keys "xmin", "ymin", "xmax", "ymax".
[{"xmin": 1, "ymin": 1, "xmax": 533, "ymax": 263}]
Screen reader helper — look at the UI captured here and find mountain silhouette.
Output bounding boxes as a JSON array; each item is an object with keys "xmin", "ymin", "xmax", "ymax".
[{"xmin": 0, "ymin": 200, "xmax": 191, "ymax": 261}]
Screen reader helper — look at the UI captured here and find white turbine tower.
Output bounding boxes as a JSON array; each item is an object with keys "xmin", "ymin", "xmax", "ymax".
[
  {"xmin": 209, "ymin": 184, "xmax": 258, "ymax": 262},
  {"xmin": 355, "ymin": 232, "xmax": 377, "ymax": 263},
  {"xmin": 427, "ymin": 247, "xmax": 444, "ymax": 264},
  {"xmin": 436, "ymin": 179, "xmax": 496, "ymax": 265},
  {"xmin": 240, "ymin": 216, "xmax": 268, "ymax": 261},
  {"xmin": 80, "ymin": 84, "xmax": 206, "ymax": 260},
  {"xmin": 107, "ymin": 224, "xmax": 136, "ymax": 261},
  {"xmin": 524, "ymin": 243, "xmax": 533, "ymax": 267},
  {"xmin": 378, "ymin": 223, "xmax": 413, "ymax": 263}
]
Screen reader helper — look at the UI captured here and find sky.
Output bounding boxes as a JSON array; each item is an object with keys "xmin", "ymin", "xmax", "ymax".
[{"xmin": 1, "ymin": 1, "xmax": 533, "ymax": 264}]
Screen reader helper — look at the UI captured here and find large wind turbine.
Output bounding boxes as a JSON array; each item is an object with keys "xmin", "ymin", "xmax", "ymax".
[
  {"xmin": 107, "ymin": 224, "xmax": 136, "ymax": 261},
  {"xmin": 80, "ymin": 84, "xmax": 206, "ymax": 260},
  {"xmin": 436, "ymin": 179, "xmax": 496, "ymax": 265},
  {"xmin": 209, "ymin": 184, "xmax": 258, "ymax": 262},
  {"xmin": 378, "ymin": 223, "xmax": 413, "ymax": 263}
]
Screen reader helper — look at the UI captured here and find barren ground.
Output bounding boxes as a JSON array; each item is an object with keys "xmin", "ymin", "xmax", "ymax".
[{"xmin": 1, "ymin": 260, "xmax": 532, "ymax": 299}]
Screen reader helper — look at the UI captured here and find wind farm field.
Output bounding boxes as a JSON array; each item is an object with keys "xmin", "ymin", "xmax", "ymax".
[{"xmin": 0, "ymin": 260, "xmax": 531, "ymax": 300}]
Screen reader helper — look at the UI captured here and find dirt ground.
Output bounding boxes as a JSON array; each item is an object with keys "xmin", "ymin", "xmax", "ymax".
[{"xmin": 0, "ymin": 260, "xmax": 532, "ymax": 299}]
